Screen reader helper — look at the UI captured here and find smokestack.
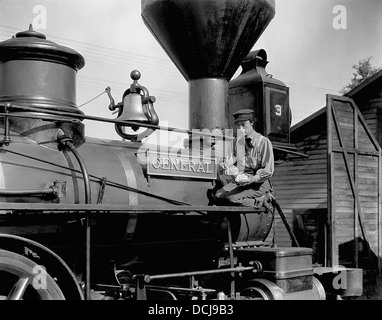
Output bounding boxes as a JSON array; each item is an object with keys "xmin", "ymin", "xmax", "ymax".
[{"xmin": 141, "ymin": 0, "xmax": 275, "ymax": 131}]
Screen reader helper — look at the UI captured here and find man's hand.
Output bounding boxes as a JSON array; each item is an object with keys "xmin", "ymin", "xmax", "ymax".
[
  {"xmin": 235, "ymin": 173, "xmax": 260, "ymax": 186},
  {"xmin": 219, "ymin": 161, "xmax": 239, "ymax": 175},
  {"xmin": 235, "ymin": 174, "xmax": 251, "ymax": 185}
]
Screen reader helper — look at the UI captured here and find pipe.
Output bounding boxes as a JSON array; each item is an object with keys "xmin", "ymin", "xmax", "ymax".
[
  {"xmin": 57, "ymin": 132, "xmax": 91, "ymax": 300},
  {"xmin": 270, "ymin": 195, "xmax": 300, "ymax": 247},
  {"xmin": 0, "ymin": 104, "xmax": 232, "ymax": 140},
  {"xmin": 225, "ymin": 217, "xmax": 236, "ymax": 299},
  {"xmin": 146, "ymin": 265, "xmax": 257, "ymax": 282},
  {"xmin": 65, "ymin": 142, "xmax": 91, "ymax": 205},
  {"xmin": 0, "ymin": 189, "xmax": 56, "ymax": 197},
  {"xmin": 0, "ymin": 180, "xmax": 65, "ymax": 199}
]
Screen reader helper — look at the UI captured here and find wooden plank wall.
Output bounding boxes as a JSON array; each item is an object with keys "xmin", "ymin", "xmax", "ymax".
[
  {"xmin": 328, "ymin": 96, "xmax": 381, "ymax": 268},
  {"xmin": 362, "ymin": 107, "xmax": 378, "ymax": 138},
  {"xmin": 266, "ymin": 96, "xmax": 381, "ymax": 272},
  {"xmin": 267, "ymin": 115, "xmax": 328, "ymax": 249}
]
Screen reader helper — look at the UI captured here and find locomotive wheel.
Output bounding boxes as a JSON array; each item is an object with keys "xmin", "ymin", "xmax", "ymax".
[
  {"xmin": 240, "ymin": 279, "xmax": 284, "ymax": 300},
  {"xmin": 0, "ymin": 249, "xmax": 65, "ymax": 300}
]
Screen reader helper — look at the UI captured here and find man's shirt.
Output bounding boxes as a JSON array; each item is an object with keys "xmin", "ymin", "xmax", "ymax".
[{"xmin": 234, "ymin": 131, "xmax": 274, "ymax": 183}]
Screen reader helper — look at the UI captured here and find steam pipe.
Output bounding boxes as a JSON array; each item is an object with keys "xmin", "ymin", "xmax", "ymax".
[
  {"xmin": 57, "ymin": 131, "xmax": 91, "ymax": 300},
  {"xmin": 57, "ymin": 135, "xmax": 91, "ymax": 204},
  {"xmin": 66, "ymin": 143, "xmax": 91, "ymax": 205},
  {"xmin": 0, "ymin": 180, "xmax": 66, "ymax": 199},
  {"xmin": 0, "ymin": 189, "xmax": 56, "ymax": 197},
  {"xmin": 144, "ymin": 265, "xmax": 258, "ymax": 282},
  {"xmin": 64, "ymin": 141, "xmax": 91, "ymax": 301}
]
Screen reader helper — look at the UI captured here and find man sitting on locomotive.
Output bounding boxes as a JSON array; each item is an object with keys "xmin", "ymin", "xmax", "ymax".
[{"xmin": 214, "ymin": 108, "xmax": 274, "ymax": 208}]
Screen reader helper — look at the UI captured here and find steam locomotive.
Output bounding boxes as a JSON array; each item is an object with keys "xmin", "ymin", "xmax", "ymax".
[{"xmin": 0, "ymin": 0, "xmax": 363, "ymax": 300}]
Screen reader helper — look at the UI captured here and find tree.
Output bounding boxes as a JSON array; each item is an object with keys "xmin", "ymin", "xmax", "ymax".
[{"xmin": 340, "ymin": 57, "xmax": 382, "ymax": 94}]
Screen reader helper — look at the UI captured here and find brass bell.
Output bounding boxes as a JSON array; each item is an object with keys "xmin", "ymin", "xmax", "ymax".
[
  {"xmin": 107, "ymin": 70, "xmax": 159, "ymax": 141},
  {"xmin": 119, "ymin": 93, "xmax": 150, "ymax": 131}
]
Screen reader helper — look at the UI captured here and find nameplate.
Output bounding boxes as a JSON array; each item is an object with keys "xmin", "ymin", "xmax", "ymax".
[{"xmin": 147, "ymin": 152, "xmax": 217, "ymax": 180}]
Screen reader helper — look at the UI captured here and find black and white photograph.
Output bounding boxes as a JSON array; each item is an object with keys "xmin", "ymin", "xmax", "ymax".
[{"xmin": 0, "ymin": 0, "xmax": 381, "ymax": 309}]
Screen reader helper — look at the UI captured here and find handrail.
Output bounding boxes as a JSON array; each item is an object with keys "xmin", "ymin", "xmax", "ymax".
[{"xmin": 0, "ymin": 104, "xmax": 233, "ymax": 140}]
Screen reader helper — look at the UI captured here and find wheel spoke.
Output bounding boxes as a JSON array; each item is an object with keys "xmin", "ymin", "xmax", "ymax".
[
  {"xmin": 6, "ymin": 277, "xmax": 30, "ymax": 300},
  {"xmin": 0, "ymin": 248, "xmax": 67, "ymax": 300}
]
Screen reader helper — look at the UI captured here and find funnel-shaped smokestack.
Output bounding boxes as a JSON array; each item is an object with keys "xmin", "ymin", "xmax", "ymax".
[{"xmin": 141, "ymin": 0, "xmax": 275, "ymax": 130}]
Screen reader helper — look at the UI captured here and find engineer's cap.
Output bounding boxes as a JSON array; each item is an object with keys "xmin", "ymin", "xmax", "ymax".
[{"xmin": 233, "ymin": 109, "xmax": 254, "ymax": 123}]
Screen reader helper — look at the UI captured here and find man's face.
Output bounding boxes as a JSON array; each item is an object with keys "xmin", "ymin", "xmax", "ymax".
[{"xmin": 235, "ymin": 120, "xmax": 254, "ymax": 136}]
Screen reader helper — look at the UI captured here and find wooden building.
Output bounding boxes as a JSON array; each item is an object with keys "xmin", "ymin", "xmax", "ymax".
[
  {"xmin": 345, "ymin": 69, "xmax": 382, "ymax": 147},
  {"xmin": 269, "ymin": 78, "xmax": 382, "ymax": 275}
]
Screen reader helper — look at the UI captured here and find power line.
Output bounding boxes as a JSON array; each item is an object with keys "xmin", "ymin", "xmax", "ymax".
[
  {"xmin": 0, "ymin": 24, "xmax": 171, "ymax": 64},
  {"xmin": 285, "ymin": 82, "xmax": 341, "ymax": 95},
  {"xmin": 0, "ymin": 25, "xmax": 182, "ymax": 79},
  {"xmin": 76, "ymin": 75, "xmax": 187, "ymax": 101},
  {"xmin": 0, "ymin": 25, "xmax": 343, "ymax": 100}
]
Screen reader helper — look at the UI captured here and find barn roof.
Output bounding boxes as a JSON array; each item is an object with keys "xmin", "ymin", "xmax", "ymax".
[
  {"xmin": 290, "ymin": 69, "xmax": 382, "ymax": 135},
  {"xmin": 290, "ymin": 106, "xmax": 325, "ymax": 134},
  {"xmin": 344, "ymin": 68, "xmax": 382, "ymax": 99}
]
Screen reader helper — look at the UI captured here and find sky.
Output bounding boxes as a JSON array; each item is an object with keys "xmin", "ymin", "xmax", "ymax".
[{"xmin": 0, "ymin": 0, "xmax": 381, "ymax": 143}]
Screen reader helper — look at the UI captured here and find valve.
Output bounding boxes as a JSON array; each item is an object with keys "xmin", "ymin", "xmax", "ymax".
[{"xmin": 0, "ymin": 103, "xmax": 12, "ymax": 147}]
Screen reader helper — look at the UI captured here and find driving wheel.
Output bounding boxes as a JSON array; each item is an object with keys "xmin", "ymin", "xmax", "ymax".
[{"xmin": 0, "ymin": 249, "xmax": 65, "ymax": 300}]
